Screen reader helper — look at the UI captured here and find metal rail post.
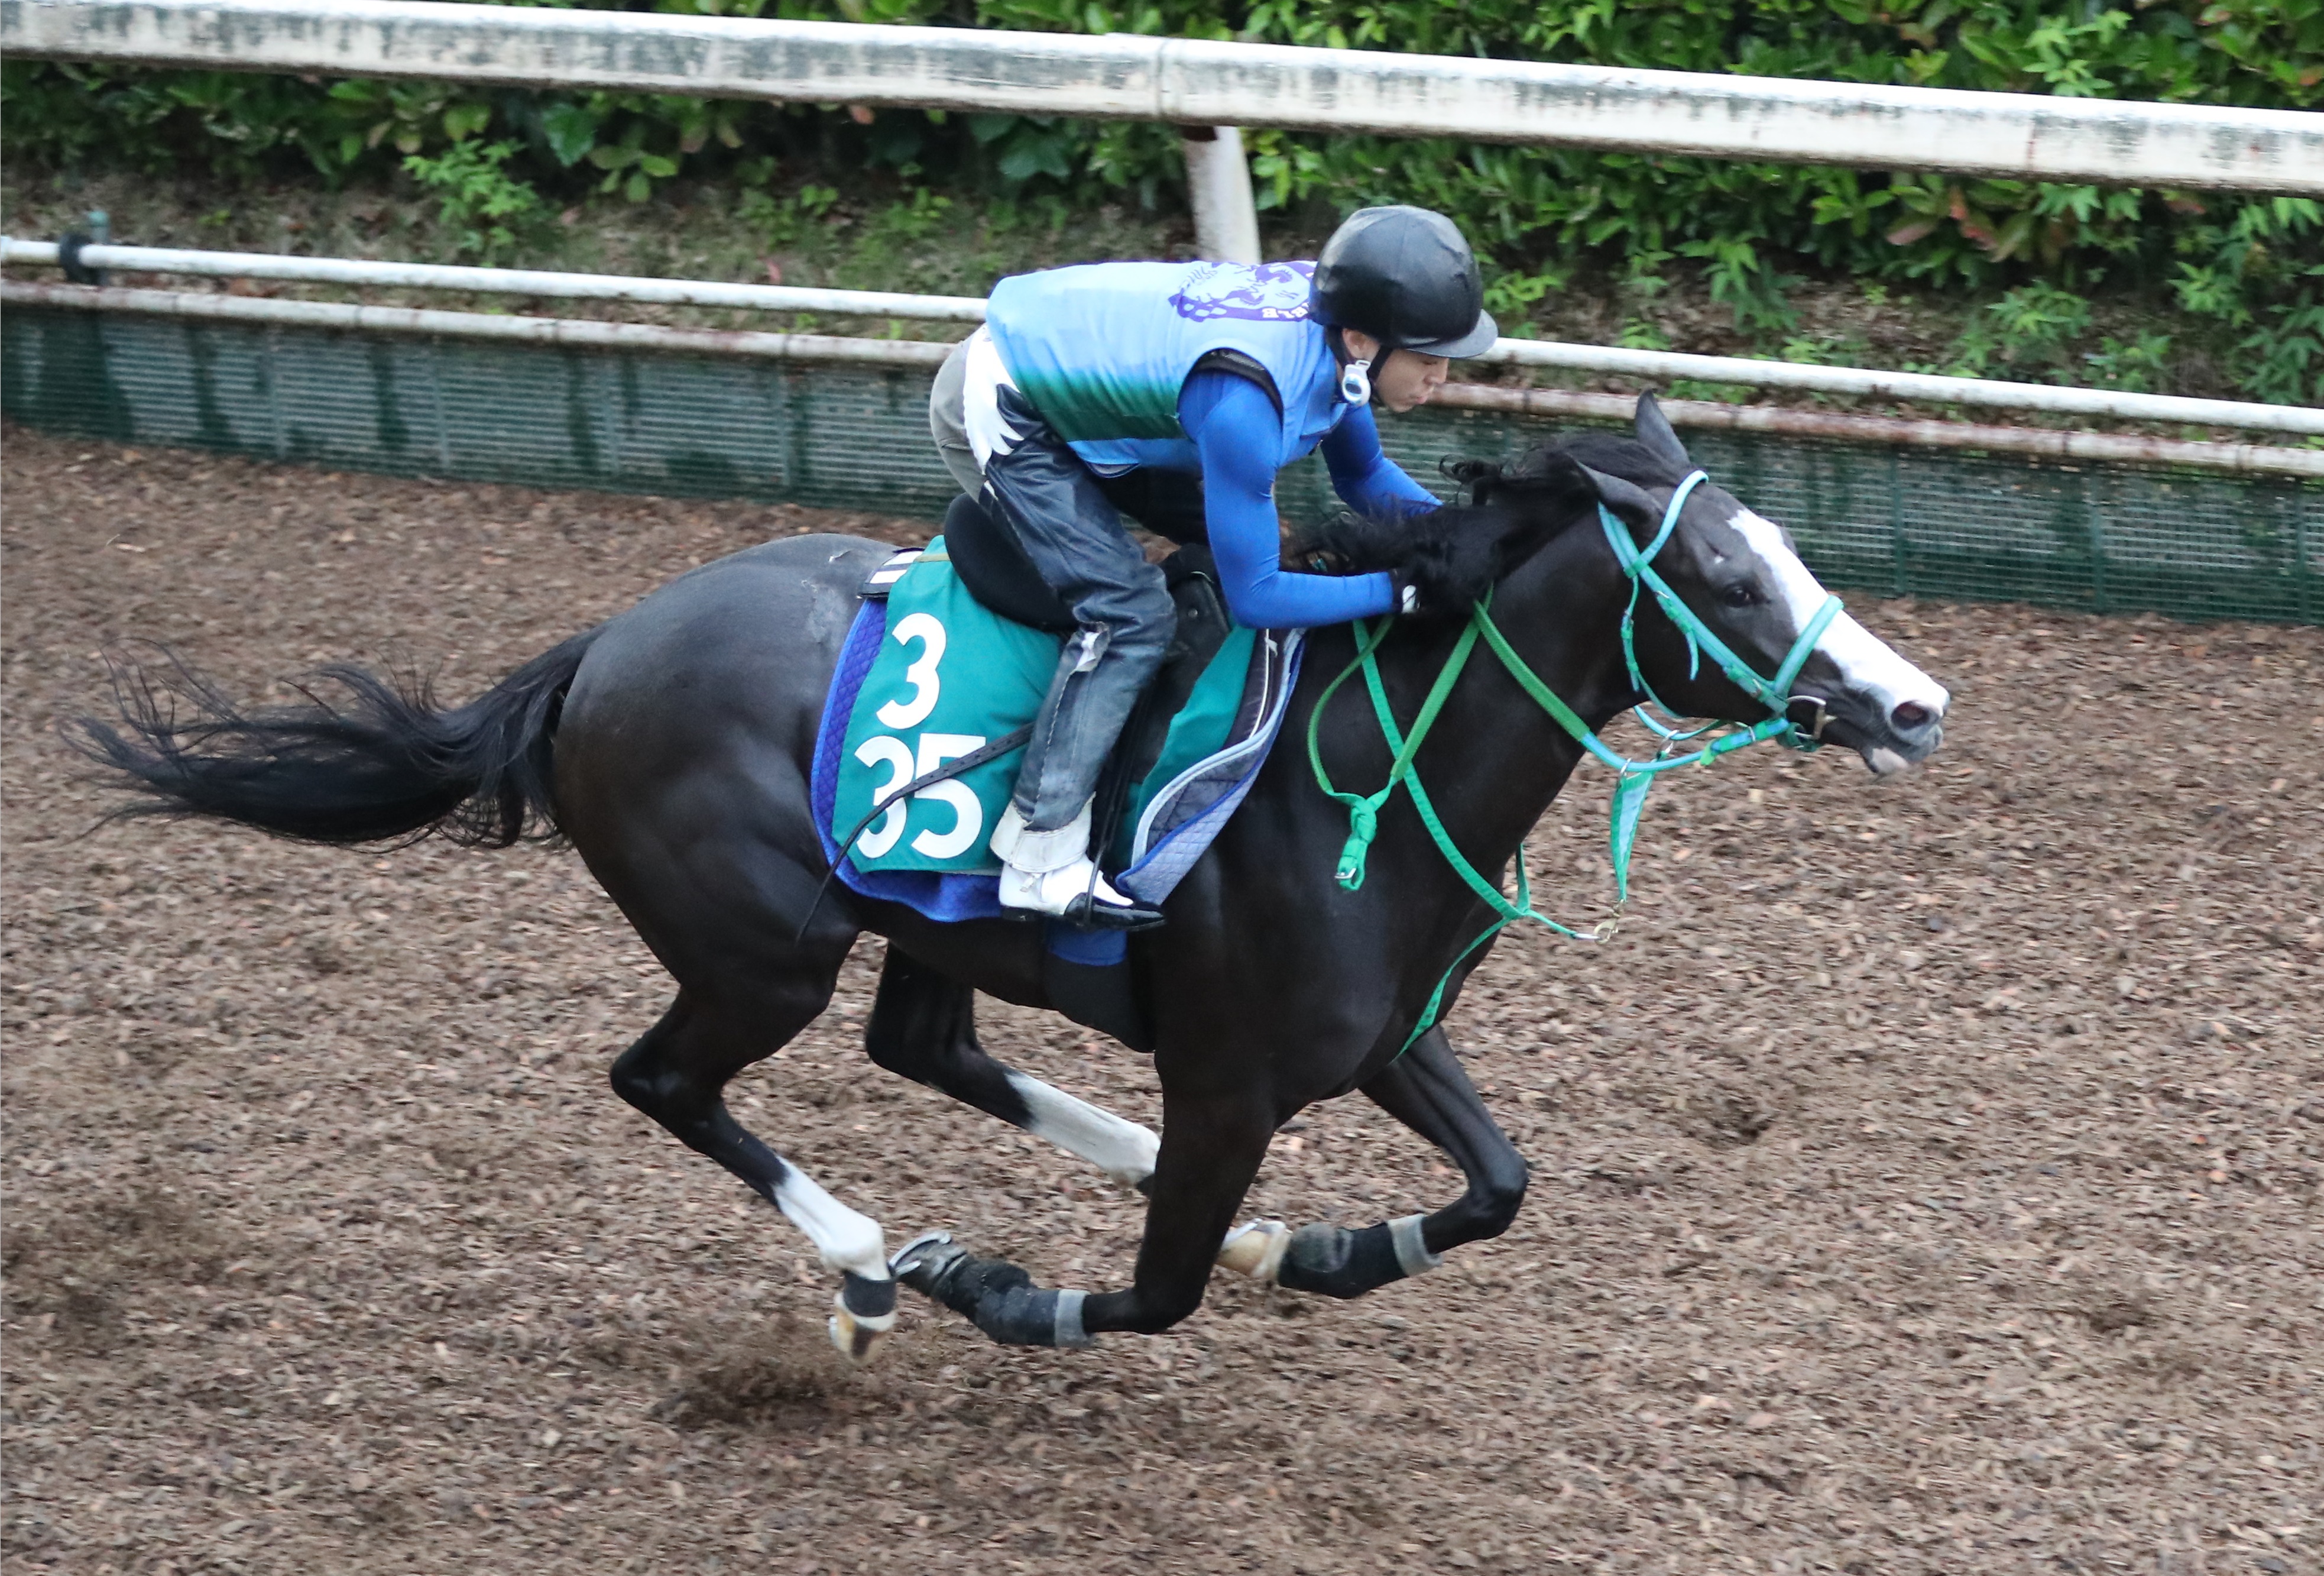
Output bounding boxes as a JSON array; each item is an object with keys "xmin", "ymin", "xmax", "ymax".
[{"xmin": 1181, "ymin": 127, "xmax": 1261, "ymax": 263}]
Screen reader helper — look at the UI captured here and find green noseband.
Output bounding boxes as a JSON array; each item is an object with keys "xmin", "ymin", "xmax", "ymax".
[{"xmin": 1309, "ymin": 467, "xmax": 1845, "ymax": 1055}]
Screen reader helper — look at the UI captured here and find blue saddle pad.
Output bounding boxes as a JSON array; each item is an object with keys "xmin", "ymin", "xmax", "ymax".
[{"xmin": 811, "ymin": 539, "xmax": 1304, "ymax": 926}]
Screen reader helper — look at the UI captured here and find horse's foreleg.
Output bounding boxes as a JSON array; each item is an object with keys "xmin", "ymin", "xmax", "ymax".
[
  {"xmin": 1219, "ymin": 1028, "xmax": 1526, "ymax": 1300},
  {"xmin": 866, "ymin": 949, "xmax": 1158, "ymax": 1190},
  {"xmin": 1359, "ymin": 1028, "xmax": 1531, "ymax": 1258},
  {"xmin": 611, "ymin": 986, "xmax": 901, "ymax": 1363},
  {"xmin": 896, "ymin": 1085, "xmax": 1272, "ymax": 1345}
]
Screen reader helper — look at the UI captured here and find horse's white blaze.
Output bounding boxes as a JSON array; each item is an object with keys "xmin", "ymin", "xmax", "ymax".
[
  {"xmin": 1006, "ymin": 1072, "xmax": 1160, "ymax": 1187},
  {"xmin": 1728, "ymin": 507, "xmax": 1950, "ymax": 727},
  {"xmin": 772, "ymin": 1167, "xmax": 890, "ymax": 1280}
]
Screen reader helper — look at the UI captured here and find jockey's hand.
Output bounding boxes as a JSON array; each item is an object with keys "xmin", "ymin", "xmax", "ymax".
[
  {"xmin": 1389, "ymin": 563, "xmax": 1471, "ymax": 624},
  {"xmin": 1386, "ymin": 513, "xmax": 1499, "ymax": 623},
  {"xmin": 1392, "ymin": 569, "xmax": 1428, "ymax": 617}
]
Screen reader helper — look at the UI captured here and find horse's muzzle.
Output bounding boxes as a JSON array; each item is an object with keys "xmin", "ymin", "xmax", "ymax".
[{"xmin": 1798, "ymin": 685, "xmax": 1948, "ymax": 775}]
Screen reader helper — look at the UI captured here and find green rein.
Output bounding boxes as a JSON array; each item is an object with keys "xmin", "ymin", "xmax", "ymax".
[{"xmin": 1307, "ymin": 470, "xmax": 1844, "ymax": 1054}]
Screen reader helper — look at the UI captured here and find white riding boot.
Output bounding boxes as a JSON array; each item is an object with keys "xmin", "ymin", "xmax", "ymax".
[{"xmin": 990, "ymin": 802, "xmax": 1155, "ymax": 925}]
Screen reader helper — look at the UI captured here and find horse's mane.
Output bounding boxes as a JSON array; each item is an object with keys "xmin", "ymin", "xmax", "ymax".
[{"xmin": 1299, "ymin": 431, "xmax": 1690, "ymax": 615}]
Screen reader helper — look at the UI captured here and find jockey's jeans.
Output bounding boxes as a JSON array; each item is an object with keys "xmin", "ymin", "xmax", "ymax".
[{"xmin": 929, "ymin": 354, "xmax": 1174, "ymax": 842}]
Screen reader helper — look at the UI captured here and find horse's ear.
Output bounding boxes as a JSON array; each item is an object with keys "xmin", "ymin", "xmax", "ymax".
[
  {"xmin": 1574, "ymin": 461, "xmax": 1660, "ymax": 526},
  {"xmin": 1633, "ymin": 393, "xmax": 1691, "ymax": 471}
]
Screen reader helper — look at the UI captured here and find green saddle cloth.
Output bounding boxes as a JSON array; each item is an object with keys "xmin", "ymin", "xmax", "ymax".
[{"xmin": 833, "ymin": 538, "xmax": 1256, "ymax": 875}]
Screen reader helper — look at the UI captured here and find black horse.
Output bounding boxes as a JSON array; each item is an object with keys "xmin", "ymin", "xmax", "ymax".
[{"xmin": 76, "ymin": 396, "xmax": 1947, "ymax": 1359}]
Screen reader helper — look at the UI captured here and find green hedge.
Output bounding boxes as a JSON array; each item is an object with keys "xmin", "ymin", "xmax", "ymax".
[{"xmin": 5, "ymin": 0, "xmax": 2319, "ymax": 403}]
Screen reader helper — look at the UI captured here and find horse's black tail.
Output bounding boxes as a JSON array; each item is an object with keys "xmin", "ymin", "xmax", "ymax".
[{"xmin": 66, "ymin": 629, "xmax": 603, "ymax": 848}]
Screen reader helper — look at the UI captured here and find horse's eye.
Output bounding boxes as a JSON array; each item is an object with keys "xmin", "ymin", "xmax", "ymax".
[{"xmin": 1717, "ymin": 582, "xmax": 1762, "ymax": 608}]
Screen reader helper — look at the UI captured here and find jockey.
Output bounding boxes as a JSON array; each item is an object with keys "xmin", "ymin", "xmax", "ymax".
[{"xmin": 928, "ymin": 205, "xmax": 1499, "ymax": 927}]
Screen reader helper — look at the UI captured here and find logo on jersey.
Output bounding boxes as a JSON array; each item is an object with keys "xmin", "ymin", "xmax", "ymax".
[{"xmin": 1170, "ymin": 261, "xmax": 1315, "ymax": 323}]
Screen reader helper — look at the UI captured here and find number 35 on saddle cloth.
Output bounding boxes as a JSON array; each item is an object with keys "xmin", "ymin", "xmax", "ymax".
[{"xmin": 809, "ymin": 536, "xmax": 1304, "ymax": 954}]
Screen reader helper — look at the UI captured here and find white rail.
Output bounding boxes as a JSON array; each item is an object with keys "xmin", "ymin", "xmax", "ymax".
[
  {"xmin": 0, "ymin": 280, "xmax": 957, "ymax": 367},
  {"xmin": 9, "ymin": 240, "xmax": 2319, "ymax": 438},
  {"xmin": 1, "ymin": 240, "xmax": 988, "ymax": 321},
  {"xmin": 8, "ymin": 281, "xmax": 2320, "ymax": 478},
  {"xmin": 1474, "ymin": 339, "xmax": 2324, "ymax": 437},
  {"xmin": 7, "ymin": 0, "xmax": 2320, "ymax": 192}
]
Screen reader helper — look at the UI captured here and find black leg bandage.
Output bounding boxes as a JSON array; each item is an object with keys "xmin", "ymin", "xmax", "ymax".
[
  {"xmin": 895, "ymin": 1235, "xmax": 1091, "ymax": 1348},
  {"xmin": 1275, "ymin": 1221, "xmax": 1417, "ymax": 1300},
  {"xmin": 840, "ymin": 1270, "xmax": 896, "ymax": 1321}
]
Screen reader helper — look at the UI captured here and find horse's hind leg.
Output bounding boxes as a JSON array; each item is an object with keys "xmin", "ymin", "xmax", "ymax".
[
  {"xmin": 611, "ymin": 979, "xmax": 903, "ymax": 1362},
  {"xmin": 866, "ymin": 949, "xmax": 1158, "ymax": 1190},
  {"xmin": 1218, "ymin": 1027, "xmax": 1528, "ymax": 1301},
  {"xmin": 895, "ymin": 1076, "xmax": 1275, "ymax": 1347}
]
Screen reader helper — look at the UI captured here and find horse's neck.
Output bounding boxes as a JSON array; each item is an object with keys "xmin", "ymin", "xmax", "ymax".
[{"xmin": 1389, "ymin": 521, "xmax": 1638, "ymax": 860}]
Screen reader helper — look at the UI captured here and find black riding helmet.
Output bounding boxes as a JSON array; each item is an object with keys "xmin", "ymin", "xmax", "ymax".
[{"xmin": 1309, "ymin": 205, "xmax": 1499, "ymax": 359}]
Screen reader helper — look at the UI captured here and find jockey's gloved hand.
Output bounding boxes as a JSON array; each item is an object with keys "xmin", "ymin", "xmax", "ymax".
[
  {"xmin": 1313, "ymin": 504, "xmax": 1497, "ymax": 624},
  {"xmin": 1389, "ymin": 533, "xmax": 1495, "ymax": 624},
  {"xmin": 1390, "ymin": 568, "xmax": 1432, "ymax": 619}
]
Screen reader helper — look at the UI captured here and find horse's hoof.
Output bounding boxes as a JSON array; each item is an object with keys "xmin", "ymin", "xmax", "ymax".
[
  {"xmin": 1217, "ymin": 1218, "xmax": 1291, "ymax": 1281},
  {"xmin": 827, "ymin": 1302, "xmax": 896, "ymax": 1364},
  {"xmin": 825, "ymin": 1273, "xmax": 900, "ymax": 1365}
]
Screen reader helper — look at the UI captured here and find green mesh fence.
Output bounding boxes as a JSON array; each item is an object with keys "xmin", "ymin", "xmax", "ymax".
[{"xmin": 5, "ymin": 304, "xmax": 2316, "ymax": 623}]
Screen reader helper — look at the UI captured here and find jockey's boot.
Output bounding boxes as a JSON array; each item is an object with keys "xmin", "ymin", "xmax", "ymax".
[{"xmin": 991, "ymin": 802, "xmax": 1162, "ymax": 930}]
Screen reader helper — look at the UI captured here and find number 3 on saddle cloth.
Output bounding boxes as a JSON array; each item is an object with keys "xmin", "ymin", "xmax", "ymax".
[{"xmin": 809, "ymin": 528, "xmax": 1305, "ymax": 1048}]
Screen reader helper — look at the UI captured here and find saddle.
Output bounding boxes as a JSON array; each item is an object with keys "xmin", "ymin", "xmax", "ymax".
[
  {"xmin": 907, "ymin": 491, "xmax": 1238, "ymax": 857},
  {"xmin": 818, "ymin": 498, "xmax": 1305, "ymax": 1050}
]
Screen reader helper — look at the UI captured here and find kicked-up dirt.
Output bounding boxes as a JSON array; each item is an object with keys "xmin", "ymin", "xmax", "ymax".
[{"xmin": 4, "ymin": 425, "xmax": 2320, "ymax": 1575}]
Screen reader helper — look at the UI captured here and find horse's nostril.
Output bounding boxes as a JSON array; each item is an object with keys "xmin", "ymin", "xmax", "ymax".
[{"xmin": 1891, "ymin": 701, "xmax": 1936, "ymax": 732}]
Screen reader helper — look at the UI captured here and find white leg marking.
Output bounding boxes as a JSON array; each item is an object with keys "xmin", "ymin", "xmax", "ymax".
[
  {"xmin": 1728, "ymin": 507, "xmax": 1950, "ymax": 720},
  {"xmin": 1007, "ymin": 1071, "xmax": 1159, "ymax": 1187},
  {"xmin": 772, "ymin": 1167, "xmax": 889, "ymax": 1280}
]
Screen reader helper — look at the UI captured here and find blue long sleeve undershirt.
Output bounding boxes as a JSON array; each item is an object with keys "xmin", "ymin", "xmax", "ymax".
[
  {"xmin": 1175, "ymin": 370, "xmax": 1440, "ymax": 630},
  {"xmin": 1321, "ymin": 398, "xmax": 1443, "ymax": 520}
]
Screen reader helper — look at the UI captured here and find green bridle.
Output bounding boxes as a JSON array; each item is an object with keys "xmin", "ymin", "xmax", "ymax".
[
  {"xmin": 1605, "ymin": 470, "xmax": 1843, "ymax": 749},
  {"xmin": 1307, "ymin": 468, "xmax": 1845, "ymax": 1052}
]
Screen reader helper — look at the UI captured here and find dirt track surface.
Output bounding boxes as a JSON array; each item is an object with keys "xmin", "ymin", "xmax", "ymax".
[{"xmin": 5, "ymin": 426, "xmax": 2322, "ymax": 1575}]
